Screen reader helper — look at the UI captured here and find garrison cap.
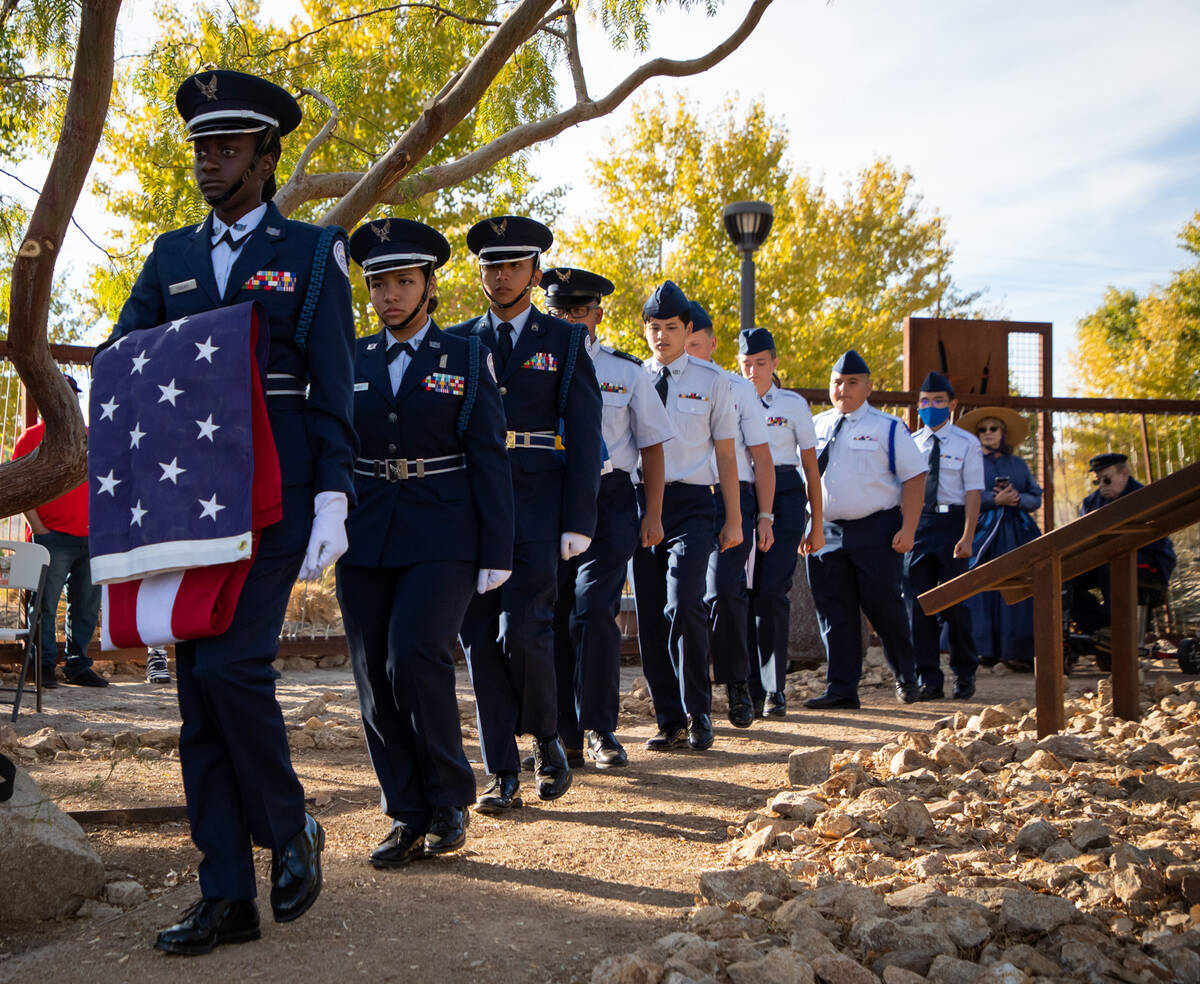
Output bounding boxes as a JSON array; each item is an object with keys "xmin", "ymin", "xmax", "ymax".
[
  {"xmin": 466, "ymin": 215, "xmax": 552, "ymax": 265},
  {"xmin": 642, "ymin": 280, "xmax": 690, "ymax": 321},
  {"xmin": 349, "ymin": 218, "xmax": 450, "ymax": 278},
  {"xmin": 176, "ymin": 69, "xmax": 301, "ymax": 140},
  {"xmin": 542, "ymin": 267, "xmax": 614, "ymax": 306},
  {"xmin": 919, "ymin": 370, "xmax": 954, "ymax": 396},
  {"xmin": 738, "ymin": 327, "xmax": 775, "ymax": 355},
  {"xmin": 1088, "ymin": 452, "xmax": 1128, "ymax": 472},
  {"xmin": 687, "ymin": 301, "xmax": 713, "ymax": 333},
  {"xmin": 833, "ymin": 349, "xmax": 870, "ymax": 375}
]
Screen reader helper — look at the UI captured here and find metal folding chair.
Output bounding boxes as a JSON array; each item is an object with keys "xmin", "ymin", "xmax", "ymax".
[{"xmin": 0, "ymin": 539, "xmax": 52, "ymax": 720}]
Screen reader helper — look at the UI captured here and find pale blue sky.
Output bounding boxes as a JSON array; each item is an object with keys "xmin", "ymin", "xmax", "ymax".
[{"xmin": 29, "ymin": 0, "xmax": 1200, "ymax": 392}]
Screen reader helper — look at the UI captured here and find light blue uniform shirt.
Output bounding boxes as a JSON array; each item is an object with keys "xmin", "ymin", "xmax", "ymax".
[
  {"xmin": 585, "ymin": 337, "xmax": 675, "ymax": 475},
  {"xmin": 761, "ymin": 384, "xmax": 817, "ymax": 468},
  {"xmin": 724, "ymin": 370, "xmax": 770, "ymax": 482},
  {"xmin": 815, "ymin": 401, "xmax": 927, "ymax": 522},
  {"xmin": 209, "ymin": 202, "xmax": 267, "ymax": 296},
  {"xmin": 912, "ymin": 422, "xmax": 985, "ymax": 505},
  {"xmin": 641, "ymin": 354, "xmax": 738, "ymax": 485},
  {"xmin": 383, "ymin": 319, "xmax": 432, "ymax": 394}
]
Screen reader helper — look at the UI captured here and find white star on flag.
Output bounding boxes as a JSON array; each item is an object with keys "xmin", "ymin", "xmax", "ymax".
[
  {"xmin": 100, "ymin": 397, "xmax": 119, "ymax": 421},
  {"xmin": 130, "ymin": 500, "xmax": 147, "ymax": 527},
  {"xmin": 198, "ymin": 493, "xmax": 226, "ymax": 521},
  {"xmin": 158, "ymin": 378, "xmax": 183, "ymax": 406},
  {"xmin": 194, "ymin": 336, "xmax": 219, "ymax": 363},
  {"xmin": 166, "ymin": 317, "xmax": 189, "ymax": 333},
  {"xmin": 159, "ymin": 457, "xmax": 186, "ymax": 484},
  {"xmin": 97, "ymin": 469, "xmax": 121, "ymax": 496},
  {"xmin": 129, "ymin": 422, "xmax": 146, "ymax": 449},
  {"xmin": 195, "ymin": 414, "xmax": 220, "ymax": 441},
  {"xmin": 130, "ymin": 352, "xmax": 150, "ymax": 374}
]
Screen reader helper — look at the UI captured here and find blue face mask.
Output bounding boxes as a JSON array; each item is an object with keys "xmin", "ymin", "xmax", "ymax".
[{"xmin": 918, "ymin": 406, "xmax": 950, "ymax": 428}]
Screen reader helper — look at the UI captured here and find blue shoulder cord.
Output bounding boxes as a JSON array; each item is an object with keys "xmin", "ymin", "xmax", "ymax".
[
  {"xmin": 456, "ymin": 334, "xmax": 481, "ymax": 440},
  {"xmin": 888, "ymin": 417, "xmax": 898, "ymax": 475},
  {"xmin": 294, "ymin": 225, "xmax": 340, "ymax": 356}
]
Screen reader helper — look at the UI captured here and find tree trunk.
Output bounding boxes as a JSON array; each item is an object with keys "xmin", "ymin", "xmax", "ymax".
[{"xmin": 0, "ymin": 0, "xmax": 122, "ymax": 521}]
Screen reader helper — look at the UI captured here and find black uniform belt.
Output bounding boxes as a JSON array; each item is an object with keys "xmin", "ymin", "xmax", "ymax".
[
  {"xmin": 355, "ymin": 454, "xmax": 466, "ymax": 481},
  {"xmin": 665, "ymin": 481, "xmax": 718, "ymax": 494},
  {"xmin": 266, "ymin": 372, "xmax": 306, "ymax": 397},
  {"xmin": 924, "ymin": 504, "xmax": 965, "ymax": 515},
  {"xmin": 739, "ymin": 480, "xmax": 755, "ymax": 492},
  {"xmin": 506, "ymin": 430, "xmax": 562, "ymax": 451},
  {"xmin": 774, "ymin": 464, "xmax": 800, "ymax": 473},
  {"xmin": 601, "ymin": 468, "xmax": 631, "ymax": 484}
]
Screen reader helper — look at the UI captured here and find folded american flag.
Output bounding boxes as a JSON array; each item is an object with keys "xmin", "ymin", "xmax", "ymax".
[{"xmin": 88, "ymin": 301, "xmax": 281, "ymax": 648}]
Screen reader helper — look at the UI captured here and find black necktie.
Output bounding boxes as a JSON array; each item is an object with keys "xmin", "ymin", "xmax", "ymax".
[
  {"xmin": 924, "ymin": 434, "xmax": 941, "ymax": 511},
  {"xmin": 213, "ymin": 229, "xmax": 247, "ymax": 250},
  {"xmin": 817, "ymin": 415, "xmax": 845, "ymax": 475},
  {"xmin": 496, "ymin": 322, "xmax": 514, "ymax": 371},
  {"xmin": 760, "ymin": 397, "xmax": 769, "ymax": 409},
  {"xmin": 654, "ymin": 366, "xmax": 670, "ymax": 406},
  {"xmin": 387, "ymin": 341, "xmax": 416, "ymax": 364}
]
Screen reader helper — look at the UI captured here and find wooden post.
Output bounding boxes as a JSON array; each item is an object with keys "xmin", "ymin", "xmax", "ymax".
[
  {"xmin": 1139, "ymin": 414, "xmax": 1153, "ymax": 482},
  {"xmin": 1110, "ymin": 549, "xmax": 1140, "ymax": 720},
  {"xmin": 1032, "ymin": 552, "xmax": 1065, "ymax": 736}
]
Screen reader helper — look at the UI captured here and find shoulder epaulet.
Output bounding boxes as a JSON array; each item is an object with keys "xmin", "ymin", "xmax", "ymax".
[
  {"xmin": 689, "ymin": 356, "xmax": 725, "ymax": 376},
  {"xmin": 610, "ymin": 348, "xmax": 643, "ymax": 366}
]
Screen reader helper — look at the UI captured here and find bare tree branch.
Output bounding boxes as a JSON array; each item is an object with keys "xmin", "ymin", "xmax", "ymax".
[
  {"xmin": 290, "ymin": 87, "xmax": 338, "ymax": 182},
  {"xmin": 0, "ymin": 165, "xmax": 127, "ymax": 264},
  {"xmin": 1, "ymin": 0, "xmax": 123, "ymax": 520},
  {"xmin": 563, "ymin": 4, "xmax": 588, "ymax": 104}
]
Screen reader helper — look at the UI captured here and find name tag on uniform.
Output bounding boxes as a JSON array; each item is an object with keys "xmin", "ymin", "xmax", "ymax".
[
  {"xmin": 168, "ymin": 279, "xmax": 198, "ymax": 295},
  {"xmin": 354, "ymin": 382, "xmax": 369, "ymax": 392},
  {"xmin": 523, "ymin": 352, "xmax": 559, "ymax": 372},
  {"xmin": 766, "ymin": 416, "xmax": 788, "ymax": 427},
  {"xmin": 423, "ymin": 373, "xmax": 465, "ymax": 396},
  {"xmin": 243, "ymin": 270, "xmax": 297, "ymax": 292}
]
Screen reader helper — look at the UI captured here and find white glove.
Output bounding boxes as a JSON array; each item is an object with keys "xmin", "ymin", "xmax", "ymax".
[
  {"xmin": 476, "ymin": 568, "xmax": 512, "ymax": 594},
  {"xmin": 298, "ymin": 491, "xmax": 349, "ymax": 581},
  {"xmin": 560, "ymin": 532, "xmax": 592, "ymax": 561}
]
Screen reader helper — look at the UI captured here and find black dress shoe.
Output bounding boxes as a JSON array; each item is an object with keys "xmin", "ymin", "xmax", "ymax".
[
  {"xmin": 424, "ymin": 807, "xmax": 468, "ymax": 855},
  {"xmin": 804, "ymin": 691, "xmax": 861, "ymax": 710},
  {"xmin": 726, "ymin": 681, "xmax": 754, "ymax": 728},
  {"xmin": 585, "ymin": 730, "xmax": 628, "ymax": 768},
  {"xmin": 64, "ymin": 666, "xmax": 108, "ymax": 687},
  {"xmin": 523, "ymin": 748, "xmax": 584, "ymax": 769},
  {"xmin": 895, "ymin": 682, "xmax": 920, "ymax": 704},
  {"xmin": 370, "ymin": 821, "xmax": 426, "ymax": 868},
  {"xmin": 475, "ymin": 772, "xmax": 522, "ymax": 813},
  {"xmin": 40, "ymin": 671, "xmax": 59, "ymax": 690},
  {"xmin": 764, "ymin": 692, "xmax": 787, "ymax": 718},
  {"xmin": 687, "ymin": 713, "xmax": 714, "ymax": 750},
  {"xmin": 953, "ymin": 677, "xmax": 976, "ymax": 700},
  {"xmin": 520, "ymin": 753, "xmax": 534, "ymax": 772},
  {"xmin": 917, "ymin": 685, "xmax": 944, "ymax": 701},
  {"xmin": 753, "ymin": 696, "xmax": 765, "ymax": 718},
  {"xmin": 154, "ymin": 898, "xmax": 260, "ymax": 955},
  {"xmin": 644, "ymin": 726, "xmax": 688, "ymax": 751},
  {"xmin": 270, "ymin": 813, "xmax": 324, "ymax": 923},
  {"xmin": 532, "ymin": 735, "xmax": 573, "ymax": 801}
]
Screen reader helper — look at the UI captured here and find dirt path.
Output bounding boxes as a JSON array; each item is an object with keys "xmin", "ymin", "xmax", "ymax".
[{"xmin": 0, "ymin": 659, "xmax": 1122, "ymax": 983}]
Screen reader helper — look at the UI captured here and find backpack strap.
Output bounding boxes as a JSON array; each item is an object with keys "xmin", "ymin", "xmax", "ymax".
[
  {"xmin": 295, "ymin": 225, "xmax": 340, "ymax": 356},
  {"xmin": 456, "ymin": 334, "xmax": 481, "ymax": 440}
]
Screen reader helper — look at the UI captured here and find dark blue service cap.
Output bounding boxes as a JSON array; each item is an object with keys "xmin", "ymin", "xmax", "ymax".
[
  {"xmin": 1088, "ymin": 452, "xmax": 1128, "ymax": 472},
  {"xmin": 919, "ymin": 370, "xmax": 954, "ymax": 396},
  {"xmin": 542, "ymin": 267, "xmax": 614, "ymax": 304},
  {"xmin": 642, "ymin": 280, "xmax": 690, "ymax": 321},
  {"xmin": 833, "ymin": 349, "xmax": 870, "ymax": 375},
  {"xmin": 466, "ymin": 215, "xmax": 552, "ymax": 265},
  {"xmin": 349, "ymin": 218, "xmax": 451, "ymax": 277},
  {"xmin": 175, "ymin": 69, "xmax": 301, "ymax": 140},
  {"xmin": 687, "ymin": 301, "xmax": 713, "ymax": 332},
  {"xmin": 738, "ymin": 327, "xmax": 775, "ymax": 355}
]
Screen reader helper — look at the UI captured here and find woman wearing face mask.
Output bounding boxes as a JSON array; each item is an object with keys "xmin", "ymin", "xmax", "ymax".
[{"xmin": 956, "ymin": 406, "xmax": 1041, "ymax": 672}]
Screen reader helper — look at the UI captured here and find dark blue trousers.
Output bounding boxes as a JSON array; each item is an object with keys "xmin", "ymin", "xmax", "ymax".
[
  {"xmin": 461, "ymin": 538, "xmax": 559, "ymax": 774},
  {"xmin": 631, "ymin": 483, "xmax": 714, "ymax": 731},
  {"xmin": 904, "ymin": 511, "xmax": 978, "ymax": 690},
  {"xmin": 806, "ymin": 508, "xmax": 917, "ymax": 699},
  {"xmin": 706, "ymin": 483, "xmax": 757, "ymax": 685},
  {"xmin": 31, "ymin": 530, "xmax": 99, "ymax": 674},
  {"xmin": 553, "ymin": 471, "xmax": 640, "ymax": 748},
  {"xmin": 174, "ymin": 483, "xmax": 311, "ymax": 901},
  {"xmin": 749, "ymin": 469, "xmax": 808, "ymax": 698},
  {"xmin": 338, "ymin": 559, "xmax": 476, "ymax": 829}
]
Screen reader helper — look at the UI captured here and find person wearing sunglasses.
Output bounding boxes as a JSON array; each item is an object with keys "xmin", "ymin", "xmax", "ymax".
[
  {"xmin": 1067, "ymin": 453, "xmax": 1176, "ymax": 638},
  {"xmin": 956, "ymin": 406, "xmax": 1042, "ymax": 671}
]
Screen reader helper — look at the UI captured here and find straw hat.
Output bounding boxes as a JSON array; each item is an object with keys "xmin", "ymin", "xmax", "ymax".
[{"xmin": 956, "ymin": 406, "xmax": 1029, "ymax": 447}]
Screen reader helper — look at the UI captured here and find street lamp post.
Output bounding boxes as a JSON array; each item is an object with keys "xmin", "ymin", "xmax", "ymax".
[{"xmin": 722, "ymin": 201, "xmax": 774, "ymax": 334}]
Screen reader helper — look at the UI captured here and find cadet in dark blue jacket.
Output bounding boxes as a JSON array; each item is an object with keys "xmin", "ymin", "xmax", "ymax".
[
  {"xmin": 446, "ymin": 216, "xmax": 603, "ymax": 814},
  {"xmin": 105, "ymin": 71, "xmax": 355, "ymax": 955},
  {"xmin": 338, "ymin": 218, "xmax": 513, "ymax": 868}
]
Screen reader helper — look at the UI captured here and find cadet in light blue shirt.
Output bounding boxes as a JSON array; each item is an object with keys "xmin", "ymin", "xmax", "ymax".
[
  {"xmin": 804, "ymin": 350, "xmax": 926, "ymax": 710},
  {"xmin": 631, "ymin": 281, "xmax": 740, "ymax": 754}
]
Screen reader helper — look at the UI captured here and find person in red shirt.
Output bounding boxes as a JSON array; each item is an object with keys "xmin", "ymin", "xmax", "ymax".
[{"xmin": 12, "ymin": 374, "xmax": 107, "ymax": 688}]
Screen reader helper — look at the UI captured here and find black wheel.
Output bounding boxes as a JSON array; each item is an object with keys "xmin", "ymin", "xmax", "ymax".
[{"xmin": 1178, "ymin": 638, "xmax": 1200, "ymax": 676}]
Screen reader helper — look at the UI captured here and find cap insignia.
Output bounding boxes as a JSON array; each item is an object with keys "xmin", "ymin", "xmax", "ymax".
[
  {"xmin": 195, "ymin": 74, "xmax": 219, "ymax": 102},
  {"xmin": 372, "ymin": 220, "xmax": 391, "ymax": 242},
  {"xmin": 558, "ymin": 268, "xmax": 571, "ymax": 281},
  {"xmin": 489, "ymin": 218, "xmax": 508, "ymax": 237}
]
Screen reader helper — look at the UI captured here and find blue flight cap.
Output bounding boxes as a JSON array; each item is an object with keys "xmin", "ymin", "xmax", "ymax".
[
  {"xmin": 738, "ymin": 327, "xmax": 775, "ymax": 355},
  {"xmin": 349, "ymin": 218, "xmax": 451, "ymax": 277},
  {"xmin": 175, "ymin": 69, "xmax": 301, "ymax": 140},
  {"xmin": 1088, "ymin": 452, "xmax": 1128, "ymax": 472},
  {"xmin": 542, "ymin": 267, "xmax": 614, "ymax": 306},
  {"xmin": 919, "ymin": 370, "xmax": 954, "ymax": 396},
  {"xmin": 466, "ymin": 215, "xmax": 553, "ymax": 265},
  {"xmin": 642, "ymin": 280, "xmax": 690, "ymax": 321},
  {"xmin": 833, "ymin": 349, "xmax": 870, "ymax": 375},
  {"xmin": 687, "ymin": 301, "xmax": 713, "ymax": 332}
]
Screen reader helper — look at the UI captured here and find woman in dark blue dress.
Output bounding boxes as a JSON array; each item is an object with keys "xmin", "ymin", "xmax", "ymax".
[{"xmin": 958, "ymin": 407, "xmax": 1041, "ymax": 669}]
